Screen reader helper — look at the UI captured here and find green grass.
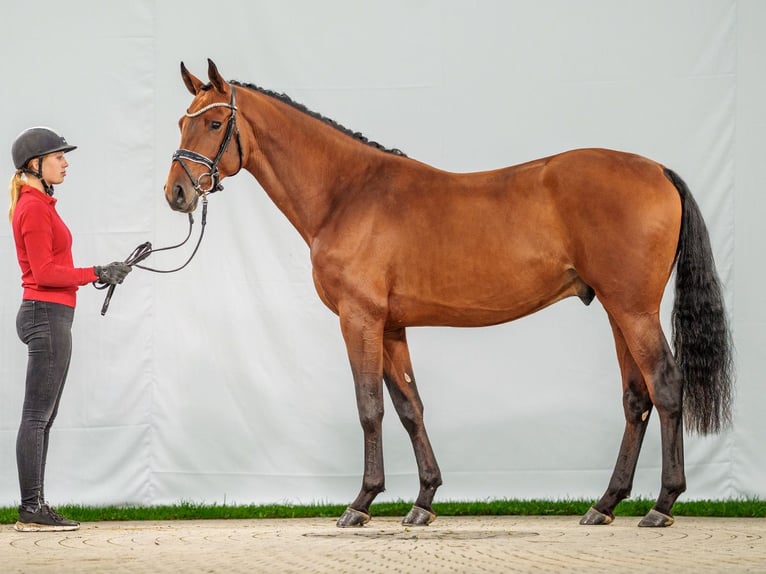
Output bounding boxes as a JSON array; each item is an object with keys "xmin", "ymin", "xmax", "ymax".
[{"xmin": 1, "ymin": 498, "xmax": 763, "ymax": 524}]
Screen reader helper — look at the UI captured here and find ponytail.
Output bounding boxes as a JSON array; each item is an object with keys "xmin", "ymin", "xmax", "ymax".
[{"xmin": 8, "ymin": 170, "xmax": 24, "ymax": 222}]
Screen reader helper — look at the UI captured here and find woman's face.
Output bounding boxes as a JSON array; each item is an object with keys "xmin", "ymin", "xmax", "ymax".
[{"xmin": 39, "ymin": 152, "xmax": 69, "ymax": 185}]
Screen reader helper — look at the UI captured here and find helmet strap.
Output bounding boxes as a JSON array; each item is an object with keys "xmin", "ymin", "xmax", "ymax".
[
  {"xmin": 41, "ymin": 180, "xmax": 55, "ymax": 196},
  {"xmin": 20, "ymin": 158, "xmax": 54, "ymax": 196}
]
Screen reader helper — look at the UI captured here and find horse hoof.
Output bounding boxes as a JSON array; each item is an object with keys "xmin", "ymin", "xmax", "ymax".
[
  {"xmin": 638, "ymin": 508, "xmax": 674, "ymax": 527},
  {"xmin": 579, "ymin": 506, "xmax": 614, "ymax": 525},
  {"xmin": 336, "ymin": 506, "xmax": 371, "ymax": 528},
  {"xmin": 402, "ymin": 505, "xmax": 436, "ymax": 526}
]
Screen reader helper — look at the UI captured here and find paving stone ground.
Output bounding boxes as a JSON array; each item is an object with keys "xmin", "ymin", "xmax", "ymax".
[{"xmin": 1, "ymin": 515, "xmax": 764, "ymax": 573}]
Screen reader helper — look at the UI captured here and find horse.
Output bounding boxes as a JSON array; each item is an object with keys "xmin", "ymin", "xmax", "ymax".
[{"xmin": 163, "ymin": 59, "xmax": 733, "ymax": 528}]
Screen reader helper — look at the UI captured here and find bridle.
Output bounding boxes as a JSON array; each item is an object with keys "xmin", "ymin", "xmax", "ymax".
[
  {"xmin": 172, "ymin": 88, "xmax": 243, "ymax": 196},
  {"xmin": 97, "ymin": 88, "xmax": 242, "ymax": 316}
]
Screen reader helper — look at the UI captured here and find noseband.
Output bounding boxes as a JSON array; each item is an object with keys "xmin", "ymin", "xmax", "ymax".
[{"xmin": 172, "ymin": 89, "xmax": 242, "ymax": 195}]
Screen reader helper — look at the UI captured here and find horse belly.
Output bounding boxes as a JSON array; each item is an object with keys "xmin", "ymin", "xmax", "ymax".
[{"xmin": 386, "ymin": 263, "xmax": 583, "ymax": 328}]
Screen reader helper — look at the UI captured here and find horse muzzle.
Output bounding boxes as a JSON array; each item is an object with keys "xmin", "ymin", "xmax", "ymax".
[{"xmin": 165, "ymin": 179, "xmax": 198, "ymax": 213}]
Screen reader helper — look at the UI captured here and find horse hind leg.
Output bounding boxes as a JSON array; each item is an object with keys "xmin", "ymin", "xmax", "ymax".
[
  {"xmin": 382, "ymin": 328, "xmax": 442, "ymax": 526},
  {"xmin": 629, "ymin": 316, "xmax": 685, "ymax": 527},
  {"xmin": 597, "ymin": 310, "xmax": 685, "ymax": 527},
  {"xmin": 637, "ymin": 336, "xmax": 686, "ymax": 527},
  {"xmin": 581, "ymin": 315, "xmax": 653, "ymax": 525}
]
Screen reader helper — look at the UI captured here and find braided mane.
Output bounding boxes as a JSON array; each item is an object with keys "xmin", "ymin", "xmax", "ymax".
[{"xmin": 229, "ymin": 80, "xmax": 407, "ymax": 157}]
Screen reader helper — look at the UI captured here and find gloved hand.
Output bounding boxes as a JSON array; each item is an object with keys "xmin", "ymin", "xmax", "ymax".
[{"xmin": 94, "ymin": 262, "xmax": 132, "ymax": 285}]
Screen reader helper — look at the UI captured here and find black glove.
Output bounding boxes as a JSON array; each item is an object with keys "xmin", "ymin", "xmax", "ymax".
[{"xmin": 94, "ymin": 262, "xmax": 132, "ymax": 285}]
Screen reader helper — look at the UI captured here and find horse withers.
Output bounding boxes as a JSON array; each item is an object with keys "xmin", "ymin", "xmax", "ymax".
[{"xmin": 163, "ymin": 60, "xmax": 733, "ymax": 528}]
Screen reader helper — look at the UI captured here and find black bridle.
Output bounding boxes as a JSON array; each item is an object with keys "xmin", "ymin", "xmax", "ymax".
[
  {"xmin": 97, "ymin": 88, "xmax": 242, "ymax": 316},
  {"xmin": 172, "ymin": 88, "xmax": 242, "ymax": 195}
]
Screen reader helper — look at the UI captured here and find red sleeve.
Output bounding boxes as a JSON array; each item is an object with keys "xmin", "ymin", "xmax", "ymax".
[{"xmin": 17, "ymin": 201, "xmax": 98, "ymax": 287}]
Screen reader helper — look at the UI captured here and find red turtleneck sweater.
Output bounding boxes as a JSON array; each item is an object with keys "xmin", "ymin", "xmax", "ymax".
[{"xmin": 12, "ymin": 185, "xmax": 97, "ymax": 307}]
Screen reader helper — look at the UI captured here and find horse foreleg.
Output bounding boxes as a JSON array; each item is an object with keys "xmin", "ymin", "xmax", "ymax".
[
  {"xmin": 335, "ymin": 307, "xmax": 387, "ymax": 528},
  {"xmin": 582, "ymin": 317, "xmax": 653, "ymax": 525},
  {"xmin": 383, "ymin": 328, "xmax": 442, "ymax": 526}
]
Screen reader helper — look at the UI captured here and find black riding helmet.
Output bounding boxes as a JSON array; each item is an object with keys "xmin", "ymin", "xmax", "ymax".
[
  {"xmin": 12, "ymin": 127, "xmax": 77, "ymax": 195},
  {"xmin": 12, "ymin": 127, "xmax": 77, "ymax": 169}
]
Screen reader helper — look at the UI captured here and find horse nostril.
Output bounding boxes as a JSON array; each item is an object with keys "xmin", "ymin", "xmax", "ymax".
[{"xmin": 173, "ymin": 185, "xmax": 185, "ymax": 206}]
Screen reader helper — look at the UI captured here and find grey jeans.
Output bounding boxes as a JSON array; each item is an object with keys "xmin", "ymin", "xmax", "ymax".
[{"xmin": 15, "ymin": 300, "xmax": 74, "ymax": 508}]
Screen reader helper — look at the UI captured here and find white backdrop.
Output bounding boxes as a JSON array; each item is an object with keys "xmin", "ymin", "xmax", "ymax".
[{"xmin": 1, "ymin": 0, "xmax": 764, "ymax": 508}]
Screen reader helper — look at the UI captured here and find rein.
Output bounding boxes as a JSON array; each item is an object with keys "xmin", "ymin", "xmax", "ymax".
[
  {"xmin": 95, "ymin": 197, "xmax": 208, "ymax": 316},
  {"xmin": 99, "ymin": 88, "xmax": 241, "ymax": 316}
]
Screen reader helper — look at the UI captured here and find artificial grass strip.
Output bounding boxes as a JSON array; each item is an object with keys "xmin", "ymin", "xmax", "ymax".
[{"xmin": 1, "ymin": 498, "xmax": 763, "ymax": 524}]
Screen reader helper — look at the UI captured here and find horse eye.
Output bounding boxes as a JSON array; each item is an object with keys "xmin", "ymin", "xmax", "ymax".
[{"xmin": 210, "ymin": 121, "xmax": 222, "ymax": 130}]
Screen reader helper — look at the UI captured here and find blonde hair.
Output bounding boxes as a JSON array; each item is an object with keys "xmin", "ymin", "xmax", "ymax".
[{"xmin": 8, "ymin": 169, "xmax": 25, "ymax": 222}]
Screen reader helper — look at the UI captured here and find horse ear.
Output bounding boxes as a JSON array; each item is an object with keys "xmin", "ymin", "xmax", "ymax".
[
  {"xmin": 180, "ymin": 62, "xmax": 204, "ymax": 95},
  {"xmin": 207, "ymin": 59, "xmax": 228, "ymax": 94}
]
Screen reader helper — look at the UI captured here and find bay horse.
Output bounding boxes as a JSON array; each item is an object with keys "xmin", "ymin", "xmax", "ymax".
[{"xmin": 163, "ymin": 60, "xmax": 733, "ymax": 528}]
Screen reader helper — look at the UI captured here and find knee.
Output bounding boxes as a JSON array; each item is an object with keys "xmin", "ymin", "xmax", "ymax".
[
  {"xmin": 358, "ymin": 408, "xmax": 383, "ymax": 434},
  {"xmin": 19, "ymin": 409, "xmax": 54, "ymax": 429}
]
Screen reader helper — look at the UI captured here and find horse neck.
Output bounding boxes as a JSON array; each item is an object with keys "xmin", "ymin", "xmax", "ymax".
[{"xmin": 239, "ymin": 91, "xmax": 380, "ymax": 245}]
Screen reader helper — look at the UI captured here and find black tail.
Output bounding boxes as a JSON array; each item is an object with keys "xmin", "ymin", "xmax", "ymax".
[{"xmin": 666, "ymin": 168, "xmax": 734, "ymax": 435}]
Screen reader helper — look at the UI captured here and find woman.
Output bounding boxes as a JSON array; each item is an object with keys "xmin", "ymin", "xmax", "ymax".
[{"xmin": 9, "ymin": 126, "xmax": 132, "ymax": 532}]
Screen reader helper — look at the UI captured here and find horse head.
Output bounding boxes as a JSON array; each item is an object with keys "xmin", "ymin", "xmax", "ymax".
[{"xmin": 164, "ymin": 59, "xmax": 242, "ymax": 213}]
